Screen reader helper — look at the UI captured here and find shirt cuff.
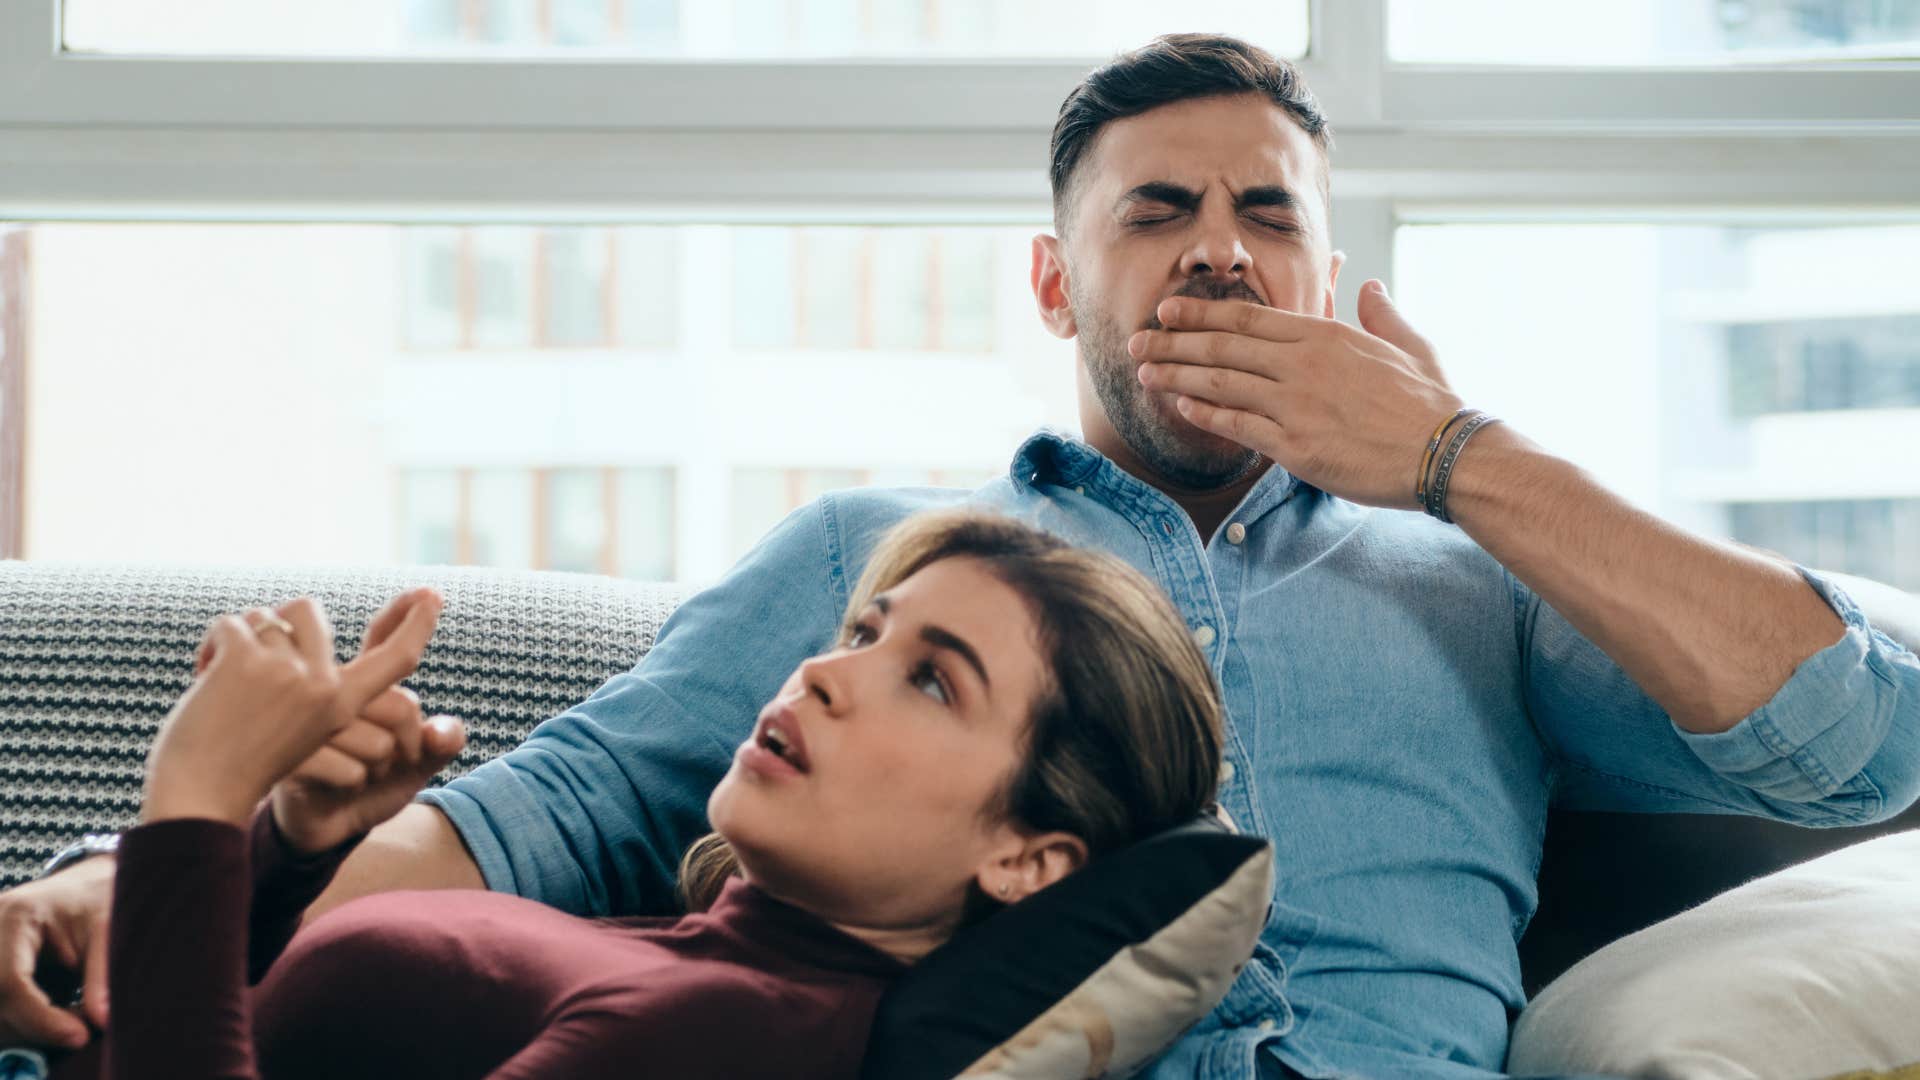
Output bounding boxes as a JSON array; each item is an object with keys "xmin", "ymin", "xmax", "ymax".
[{"xmin": 1674, "ymin": 567, "xmax": 1898, "ymax": 813}]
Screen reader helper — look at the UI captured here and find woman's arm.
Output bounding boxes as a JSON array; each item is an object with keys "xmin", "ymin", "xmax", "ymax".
[{"xmin": 101, "ymin": 593, "xmax": 446, "ymax": 1078}]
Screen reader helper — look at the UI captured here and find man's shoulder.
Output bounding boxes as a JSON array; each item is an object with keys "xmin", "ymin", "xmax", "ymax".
[{"xmin": 810, "ymin": 479, "xmax": 1018, "ymax": 558}]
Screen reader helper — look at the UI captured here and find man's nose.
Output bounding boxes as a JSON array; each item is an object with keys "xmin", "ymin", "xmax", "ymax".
[{"xmin": 1179, "ymin": 213, "xmax": 1253, "ymax": 280}]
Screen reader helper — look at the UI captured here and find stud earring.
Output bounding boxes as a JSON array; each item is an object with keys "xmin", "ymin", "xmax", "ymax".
[{"xmin": 998, "ymin": 883, "xmax": 1012, "ymax": 898}]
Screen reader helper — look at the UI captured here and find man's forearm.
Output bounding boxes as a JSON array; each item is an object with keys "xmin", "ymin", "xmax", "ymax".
[
  {"xmin": 1446, "ymin": 423, "xmax": 1844, "ymax": 734},
  {"xmin": 299, "ymin": 803, "xmax": 485, "ymax": 927}
]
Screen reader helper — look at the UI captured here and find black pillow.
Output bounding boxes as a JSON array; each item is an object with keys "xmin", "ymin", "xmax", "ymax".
[{"xmin": 862, "ymin": 816, "xmax": 1274, "ymax": 1080}]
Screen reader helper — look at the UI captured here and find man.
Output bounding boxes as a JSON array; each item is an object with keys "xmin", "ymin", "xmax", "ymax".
[{"xmin": 4, "ymin": 34, "xmax": 1916, "ymax": 1079}]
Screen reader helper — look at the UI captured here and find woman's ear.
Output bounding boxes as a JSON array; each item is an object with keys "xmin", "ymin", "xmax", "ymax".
[
  {"xmin": 980, "ymin": 830, "xmax": 1089, "ymax": 904},
  {"xmin": 1031, "ymin": 233, "xmax": 1077, "ymax": 340}
]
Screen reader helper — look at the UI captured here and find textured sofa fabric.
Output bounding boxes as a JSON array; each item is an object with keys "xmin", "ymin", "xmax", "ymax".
[
  {"xmin": 0, "ymin": 561, "xmax": 689, "ymax": 889},
  {"xmin": 2, "ymin": 559, "xmax": 1916, "ymax": 996}
]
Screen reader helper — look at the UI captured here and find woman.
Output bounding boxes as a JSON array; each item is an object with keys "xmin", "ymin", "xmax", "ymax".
[{"xmin": 56, "ymin": 510, "xmax": 1223, "ymax": 1079}]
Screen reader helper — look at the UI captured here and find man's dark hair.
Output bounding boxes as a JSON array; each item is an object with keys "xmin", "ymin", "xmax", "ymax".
[{"xmin": 1048, "ymin": 33, "xmax": 1332, "ymax": 233}]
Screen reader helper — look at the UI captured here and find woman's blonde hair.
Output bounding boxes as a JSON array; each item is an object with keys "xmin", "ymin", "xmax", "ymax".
[{"xmin": 679, "ymin": 509, "xmax": 1224, "ymax": 914}]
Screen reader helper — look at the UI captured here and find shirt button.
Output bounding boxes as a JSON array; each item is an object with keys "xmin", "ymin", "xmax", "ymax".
[
  {"xmin": 1257, "ymin": 1018, "xmax": 1278, "ymax": 1033},
  {"xmin": 1225, "ymin": 522, "xmax": 1247, "ymax": 544},
  {"xmin": 1219, "ymin": 759, "xmax": 1236, "ymax": 784},
  {"xmin": 1192, "ymin": 624, "xmax": 1216, "ymax": 648},
  {"xmin": 1074, "ymin": 485, "xmax": 1085, "ymax": 495}
]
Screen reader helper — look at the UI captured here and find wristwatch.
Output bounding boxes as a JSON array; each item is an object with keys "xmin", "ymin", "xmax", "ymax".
[{"xmin": 37, "ymin": 833, "xmax": 120, "ymax": 879}]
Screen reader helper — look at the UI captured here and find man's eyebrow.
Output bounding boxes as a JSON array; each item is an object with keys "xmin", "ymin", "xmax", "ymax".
[
  {"xmin": 870, "ymin": 594, "xmax": 992, "ymax": 694},
  {"xmin": 920, "ymin": 625, "xmax": 991, "ymax": 693},
  {"xmin": 1118, "ymin": 181, "xmax": 1201, "ymax": 212},
  {"xmin": 1234, "ymin": 185, "xmax": 1301, "ymax": 212}
]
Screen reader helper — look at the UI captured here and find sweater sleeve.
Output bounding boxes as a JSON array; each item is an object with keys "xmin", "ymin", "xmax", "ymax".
[
  {"xmin": 244, "ymin": 807, "xmax": 364, "ymax": 984},
  {"xmin": 106, "ymin": 819, "xmax": 260, "ymax": 1080}
]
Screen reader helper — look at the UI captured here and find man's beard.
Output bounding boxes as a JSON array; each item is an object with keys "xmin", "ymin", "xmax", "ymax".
[{"xmin": 1074, "ymin": 276, "xmax": 1269, "ymax": 492}]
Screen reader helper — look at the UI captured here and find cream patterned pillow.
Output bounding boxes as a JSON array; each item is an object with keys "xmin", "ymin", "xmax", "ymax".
[{"xmin": 1509, "ymin": 828, "xmax": 1920, "ymax": 1080}]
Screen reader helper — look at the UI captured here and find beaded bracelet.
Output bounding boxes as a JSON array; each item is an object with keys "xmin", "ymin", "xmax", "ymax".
[
  {"xmin": 1425, "ymin": 411, "xmax": 1502, "ymax": 524},
  {"xmin": 1415, "ymin": 407, "xmax": 1476, "ymax": 507}
]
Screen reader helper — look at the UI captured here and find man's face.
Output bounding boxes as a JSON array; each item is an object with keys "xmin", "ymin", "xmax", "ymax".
[{"xmin": 1046, "ymin": 92, "xmax": 1339, "ymax": 491}]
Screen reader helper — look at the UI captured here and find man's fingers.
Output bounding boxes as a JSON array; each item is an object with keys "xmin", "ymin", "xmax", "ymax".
[
  {"xmin": 1156, "ymin": 297, "xmax": 1318, "ymax": 342},
  {"xmin": 1173, "ymin": 395, "xmax": 1287, "ymax": 457},
  {"xmin": 1129, "ymin": 329, "xmax": 1287, "ymax": 378},
  {"xmin": 413, "ymin": 715, "xmax": 467, "ymax": 777},
  {"xmin": 358, "ymin": 686, "xmax": 424, "ymax": 767},
  {"xmin": 1, "ymin": 924, "xmax": 88, "ymax": 1048},
  {"xmin": 320, "ymin": 720, "xmax": 399, "ymax": 771},
  {"xmin": 1137, "ymin": 361, "xmax": 1276, "ymax": 414},
  {"xmin": 1356, "ymin": 280, "xmax": 1450, "ymax": 389},
  {"xmin": 81, "ymin": 910, "xmax": 109, "ymax": 1029},
  {"xmin": 292, "ymin": 746, "xmax": 371, "ymax": 790},
  {"xmin": 339, "ymin": 592, "xmax": 442, "ymax": 709}
]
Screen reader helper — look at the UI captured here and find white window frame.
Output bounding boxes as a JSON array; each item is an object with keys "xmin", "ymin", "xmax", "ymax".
[{"xmin": 1, "ymin": 0, "xmax": 1917, "ymax": 319}]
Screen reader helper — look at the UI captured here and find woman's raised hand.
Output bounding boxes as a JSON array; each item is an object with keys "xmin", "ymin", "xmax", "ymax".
[
  {"xmin": 269, "ymin": 589, "xmax": 468, "ymax": 855},
  {"xmin": 142, "ymin": 590, "xmax": 446, "ymax": 832}
]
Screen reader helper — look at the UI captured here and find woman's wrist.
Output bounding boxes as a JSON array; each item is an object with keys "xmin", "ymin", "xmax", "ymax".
[{"xmin": 140, "ymin": 772, "xmax": 263, "ymax": 830}]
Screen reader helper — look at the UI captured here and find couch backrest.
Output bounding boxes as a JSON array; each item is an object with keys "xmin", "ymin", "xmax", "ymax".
[{"xmin": 0, "ymin": 561, "xmax": 687, "ymax": 888}]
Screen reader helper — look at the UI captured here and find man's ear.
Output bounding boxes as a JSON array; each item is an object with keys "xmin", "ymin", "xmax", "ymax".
[
  {"xmin": 978, "ymin": 829, "xmax": 1089, "ymax": 904},
  {"xmin": 1031, "ymin": 233, "xmax": 1077, "ymax": 340},
  {"xmin": 1323, "ymin": 248, "xmax": 1347, "ymax": 320}
]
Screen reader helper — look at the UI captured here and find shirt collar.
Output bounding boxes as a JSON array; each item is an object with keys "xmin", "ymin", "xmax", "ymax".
[{"xmin": 1008, "ymin": 427, "xmax": 1302, "ymax": 527}]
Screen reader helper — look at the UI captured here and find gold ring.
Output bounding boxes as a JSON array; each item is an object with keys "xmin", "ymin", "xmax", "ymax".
[{"xmin": 254, "ymin": 612, "xmax": 297, "ymax": 638}]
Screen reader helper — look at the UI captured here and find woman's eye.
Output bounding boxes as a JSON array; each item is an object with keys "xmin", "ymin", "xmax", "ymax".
[
  {"xmin": 912, "ymin": 661, "xmax": 951, "ymax": 706},
  {"xmin": 846, "ymin": 622, "xmax": 877, "ymax": 647}
]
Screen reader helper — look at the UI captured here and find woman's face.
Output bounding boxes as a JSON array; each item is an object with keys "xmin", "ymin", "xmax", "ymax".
[{"xmin": 707, "ymin": 555, "xmax": 1073, "ymax": 947}]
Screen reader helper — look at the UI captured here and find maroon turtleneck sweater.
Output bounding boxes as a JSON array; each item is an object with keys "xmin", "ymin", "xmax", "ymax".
[{"xmin": 51, "ymin": 810, "xmax": 904, "ymax": 1079}]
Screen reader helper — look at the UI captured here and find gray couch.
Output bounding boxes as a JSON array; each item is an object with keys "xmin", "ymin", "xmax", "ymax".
[{"xmin": 1, "ymin": 559, "xmax": 1916, "ymax": 999}]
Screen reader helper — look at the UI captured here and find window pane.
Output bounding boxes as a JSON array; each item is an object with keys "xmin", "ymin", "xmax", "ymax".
[
  {"xmin": 937, "ymin": 230, "xmax": 996, "ymax": 352},
  {"xmin": 469, "ymin": 469, "xmax": 535, "ymax": 569},
  {"xmin": 543, "ymin": 228, "xmax": 610, "ymax": 347},
  {"xmin": 402, "ymin": 228, "xmax": 464, "ymax": 349},
  {"xmin": 399, "ymin": 470, "xmax": 460, "ymax": 564},
  {"xmin": 17, "ymin": 222, "xmax": 1070, "ymax": 584},
  {"xmin": 871, "ymin": 230, "xmax": 930, "ymax": 351},
  {"xmin": 1395, "ymin": 220, "xmax": 1920, "ymax": 586},
  {"xmin": 64, "ymin": 0, "xmax": 1306, "ymax": 58},
  {"xmin": 799, "ymin": 229, "xmax": 863, "ymax": 349},
  {"xmin": 1390, "ymin": 0, "xmax": 1920, "ymax": 64},
  {"xmin": 546, "ymin": 467, "xmax": 607, "ymax": 573},
  {"xmin": 470, "ymin": 228, "xmax": 536, "ymax": 348},
  {"xmin": 731, "ymin": 228, "xmax": 796, "ymax": 348},
  {"xmin": 616, "ymin": 467, "xmax": 676, "ymax": 579},
  {"xmin": 616, "ymin": 228, "xmax": 680, "ymax": 350}
]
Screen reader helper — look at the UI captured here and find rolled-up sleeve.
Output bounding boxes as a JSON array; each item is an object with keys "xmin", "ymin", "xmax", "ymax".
[
  {"xmin": 1523, "ymin": 566, "xmax": 1920, "ymax": 827},
  {"xmin": 1673, "ymin": 568, "xmax": 1920, "ymax": 821},
  {"xmin": 417, "ymin": 499, "xmax": 851, "ymax": 916}
]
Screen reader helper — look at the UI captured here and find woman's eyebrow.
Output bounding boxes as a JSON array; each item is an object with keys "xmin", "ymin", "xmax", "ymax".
[
  {"xmin": 919, "ymin": 624, "xmax": 992, "ymax": 694},
  {"xmin": 872, "ymin": 595, "xmax": 992, "ymax": 694}
]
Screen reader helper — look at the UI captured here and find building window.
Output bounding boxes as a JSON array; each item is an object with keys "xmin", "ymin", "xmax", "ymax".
[
  {"xmin": 402, "ymin": 226, "xmax": 676, "ymax": 352},
  {"xmin": 1729, "ymin": 499, "xmax": 1920, "ymax": 591},
  {"xmin": 399, "ymin": 465, "xmax": 675, "ymax": 578},
  {"xmin": 1727, "ymin": 315, "xmax": 1920, "ymax": 416},
  {"xmin": 730, "ymin": 227, "xmax": 995, "ymax": 352}
]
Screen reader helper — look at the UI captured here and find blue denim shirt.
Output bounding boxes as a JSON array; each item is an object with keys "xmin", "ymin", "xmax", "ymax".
[{"xmin": 420, "ymin": 430, "xmax": 1920, "ymax": 1080}]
